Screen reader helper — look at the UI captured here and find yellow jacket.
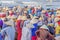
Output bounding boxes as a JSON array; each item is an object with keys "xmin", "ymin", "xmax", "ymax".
[{"xmin": 55, "ymin": 25, "xmax": 60, "ymax": 34}]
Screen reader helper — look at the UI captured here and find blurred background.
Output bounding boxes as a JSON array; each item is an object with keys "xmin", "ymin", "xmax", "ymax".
[{"xmin": 0, "ymin": 0, "xmax": 60, "ymax": 9}]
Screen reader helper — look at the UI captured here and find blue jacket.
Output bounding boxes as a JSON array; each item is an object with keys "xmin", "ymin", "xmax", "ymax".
[{"xmin": 31, "ymin": 23, "xmax": 38, "ymax": 36}]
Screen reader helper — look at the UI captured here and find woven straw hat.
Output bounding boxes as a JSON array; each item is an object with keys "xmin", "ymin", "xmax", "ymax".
[
  {"xmin": 17, "ymin": 15, "xmax": 22, "ymax": 20},
  {"xmin": 30, "ymin": 16, "xmax": 39, "ymax": 24},
  {"xmin": 39, "ymin": 17, "xmax": 43, "ymax": 21},
  {"xmin": 56, "ymin": 10, "xmax": 60, "ymax": 16},
  {"xmin": 11, "ymin": 15, "xmax": 17, "ymax": 19},
  {"xmin": 22, "ymin": 16, "xmax": 27, "ymax": 20},
  {"xmin": 40, "ymin": 25, "xmax": 49, "ymax": 30},
  {"xmin": 48, "ymin": 23, "xmax": 54, "ymax": 27},
  {"xmin": 54, "ymin": 17, "xmax": 60, "ymax": 22}
]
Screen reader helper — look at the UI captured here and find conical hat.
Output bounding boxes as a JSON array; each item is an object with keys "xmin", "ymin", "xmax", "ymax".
[
  {"xmin": 54, "ymin": 17, "xmax": 60, "ymax": 22},
  {"xmin": 17, "ymin": 15, "xmax": 22, "ymax": 20},
  {"xmin": 4, "ymin": 21, "xmax": 12, "ymax": 26},
  {"xmin": 40, "ymin": 25, "xmax": 49, "ymax": 30},
  {"xmin": 56, "ymin": 10, "xmax": 60, "ymax": 16},
  {"xmin": 48, "ymin": 23, "xmax": 54, "ymax": 27},
  {"xmin": 7, "ymin": 15, "xmax": 11, "ymax": 19},
  {"xmin": 22, "ymin": 16, "xmax": 27, "ymax": 20},
  {"xmin": 30, "ymin": 18, "xmax": 38, "ymax": 24},
  {"xmin": 11, "ymin": 15, "xmax": 17, "ymax": 19},
  {"xmin": 29, "ymin": 14, "xmax": 33, "ymax": 19},
  {"xmin": 39, "ymin": 17, "xmax": 43, "ymax": 21},
  {"xmin": 33, "ymin": 16, "xmax": 39, "ymax": 19}
]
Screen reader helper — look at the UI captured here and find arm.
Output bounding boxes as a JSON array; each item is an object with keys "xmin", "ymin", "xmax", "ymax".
[
  {"xmin": 48, "ymin": 31, "xmax": 56, "ymax": 40},
  {"xmin": 36, "ymin": 30, "xmax": 41, "ymax": 40}
]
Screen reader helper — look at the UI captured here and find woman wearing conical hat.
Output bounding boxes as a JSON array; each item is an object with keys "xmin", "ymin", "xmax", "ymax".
[
  {"xmin": 36, "ymin": 25, "xmax": 55, "ymax": 40},
  {"xmin": 21, "ymin": 15, "xmax": 32, "ymax": 40},
  {"xmin": 31, "ymin": 16, "xmax": 39, "ymax": 40},
  {"xmin": 1, "ymin": 18, "xmax": 16, "ymax": 40},
  {"xmin": 16, "ymin": 15, "xmax": 23, "ymax": 40},
  {"xmin": 16, "ymin": 15, "xmax": 27, "ymax": 40}
]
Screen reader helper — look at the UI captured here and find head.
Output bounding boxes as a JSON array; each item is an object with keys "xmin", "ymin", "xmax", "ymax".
[
  {"xmin": 23, "ymin": 11, "xmax": 27, "ymax": 16},
  {"xmin": 39, "ymin": 16, "xmax": 43, "ymax": 21},
  {"xmin": 9, "ymin": 10, "xmax": 14, "ymax": 15},
  {"xmin": 42, "ymin": 10, "xmax": 47, "ymax": 14},
  {"xmin": 27, "ymin": 15, "xmax": 31, "ymax": 19},
  {"xmin": 51, "ymin": 9, "xmax": 54, "ymax": 12}
]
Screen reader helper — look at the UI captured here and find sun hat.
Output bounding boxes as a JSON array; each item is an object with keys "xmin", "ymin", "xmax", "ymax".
[
  {"xmin": 40, "ymin": 25, "xmax": 49, "ymax": 30},
  {"xmin": 39, "ymin": 17, "xmax": 43, "ymax": 21},
  {"xmin": 48, "ymin": 23, "xmax": 54, "ymax": 27},
  {"xmin": 54, "ymin": 17, "xmax": 60, "ymax": 22},
  {"xmin": 4, "ymin": 19, "xmax": 13, "ymax": 26},
  {"xmin": 11, "ymin": 15, "xmax": 17, "ymax": 19},
  {"xmin": 17, "ymin": 15, "xmax": 22, "ymax": 20},
  {"xmin": 30, "ymin": 16, "xmax": 39, "ymax": 24},
  {"xmin": 22, "ymin": 16, "xmax": 27, "ymax": 20},
  {"xmin": 33, "ymin": 16, "xmax": 39, "ymax": 19}
]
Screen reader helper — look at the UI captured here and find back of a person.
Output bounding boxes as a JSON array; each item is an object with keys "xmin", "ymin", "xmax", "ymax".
[
  {"xmin": 36, "ymin": 28, "xmax": 55, "ymax": 40},
  {"xmin": 39, "ymin": 29, "xmax": 48, "ymax": 40},
  {"xmin": 4, "ymin": 26, "xmax": 15, "ymax": 40}
]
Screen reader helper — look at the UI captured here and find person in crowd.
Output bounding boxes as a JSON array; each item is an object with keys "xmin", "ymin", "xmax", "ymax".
[
  {"xmin": 1, "ymin": 17, "xmax": 16, "ymax": 40},
  {"xmin": 8, "ymin": 10, "xmax": 15, "ymax": 17},
  {"xmin": 48, "ymin": 23, "xmax": 55, "ymax": 36},
  {"xmin": 55, "ymin": 20, "xmax": 60, "ymax": 36},
  {"xmin": 16, "ymin": 15, "xmax": 22, "ymax": 40},
  {"xmin": 36, "ymin": 6, "xmax": 42, "ymax": 17},
  {"xmin": 23, "ymin": 15, "xmax": 31, "ymax": 27},
  {"xmin": 38, "ymin": 16, "xmax": 43, "ymax": 29},
  {"xmin": 16, "ymin": 15, "xmax": 27, "ymax": 40},
  {"xmin": 31, "ymin": 7, "xmax": 35, "ymax": 16},
  {"xmin": 36, "ymin": 25, "xmax": 55, "ymax": 40},
  {"xmin": 0, "ymin": 19, "xmax": 4, "ymax": 40},
  {"xmin": 21, "ymin": 15, "xmax": 32, "ymax": 40},
  {"xmin": 31, "ymin": 16, "xmax": 39, "ymax": 40},
  {"xmin": 0, "ymin": 6, "xmax": 60, "ymax": 40},
  {"xmin": 50, "ymin": 9, "xmax": 55, "ymax": 15}
]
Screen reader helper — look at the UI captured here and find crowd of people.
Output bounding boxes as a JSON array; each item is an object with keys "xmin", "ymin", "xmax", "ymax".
[{"xmin": 0, "ymin": 5, "xmax": 60, "ymax": 40}]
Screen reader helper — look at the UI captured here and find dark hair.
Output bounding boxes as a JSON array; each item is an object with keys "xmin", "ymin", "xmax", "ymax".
[
  {"xmin": 27, "ymin": 15, "xmax": 31, "ymax": 19},
  {"xmin": 0, "ymin": 26, "xmax": 2, "ymax": 30}
]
